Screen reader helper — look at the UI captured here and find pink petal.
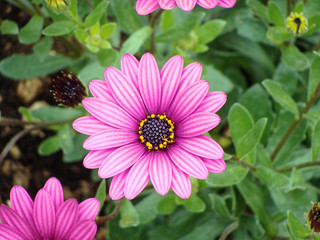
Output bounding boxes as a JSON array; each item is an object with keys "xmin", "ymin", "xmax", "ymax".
[
  {"xmin": 34, "ymin": 189, "xmax": 56, "ymax": 239},
  {"xmin": 0, "ymin": 205, "xmax": 34, "ymax": 240},
  {"xmin": 83, "ymin": 129, "xmax": 138, "ymax": 150},
  {"xmin": 54, "ymin": 199, "xmax": 79, "ymax": 240},
  {"xmin": 167, "ymin": 144, "xmax": 208, "ymax": 179},
  {"xmin": 124, "ymin": 154, "xmax": 151, "ymax": 200},
  {"xmin": 217, "ymin": 0, "xmax": 236, "ymax": 8},
  {"xmin": 149, "ymin": 151, "xmax": 172, "ymax": 195},
  {"xmin": 78, "ymin": 198, "xmax": 100, "ymax": 221},
  {"xmin": 176, "ymin": 135, "xmax": 224, "ymax": 159},
  {"xmin": 159, "ymin": 55, "xmax": 183, "ymax": 114},
  {"xmin": 43, "ymin": 177, "xmax": 64, "ymax": 211},
  {"xmin": 105, "ymin": 66, "xmax": 147, "ymax": 120},
  {"xmin": 98, "ymin": 143, "xmax": 146, "ymax": 178},
  {"xmin": 10, "ymin": 186, "xmax": 41, "ymax": 239},
  {"xmin": 158, "ymin": 0, "xmax": 177, "ymax": 9},
  {"xmin": 138, "ymin": 53, "xmax": 161, "ymax": 114},
  {"xmin": 169, "ymin": 81, "xmax": 209, "ymax": 122},
  {"xmin": 83, "ymin": 149, "xmax": 115, "ymax": 169},
  {"xmin": 67, "ymin": 220, "xmax": 97, "ymax": 240},
  {"xmin": 195, "ymin": 91, "xmax": 227, "ymax": 113},
  {"xmin": 0, "ymin": 224, "xmax": 25, "ymax": 240},
  {"xmin": 136, "ymin": 0, "xmax": 159, "ymax": 15},
  {"xmin": 109, "ymin": 169, "xmax": 129, "ymax": 200},
  {"xmin": 171, "ymin": 162, "xmax": 191, "ymax": 199},
  {"xmin": 88, "ymin": 80, "xmax": 116, "ymax": 103},
  {"xmin": 73, "ymin": 116, "xmax": 112, "ymax": 135},
  {"xmin": 197, "ymin": 0, "xmax": 218, "ymax": 8},
  {"xmin": 176, "ymin": 113, "xmax": 220, "ymax": 137},
  {"xmin": 82, "ymin": 98, "xmax": 137, "ymax": 131},
  {"xmin": 176, "ymin": 0, "xmax": 197, "ymax": 11},
  {"xmin": 121, "ymin": 54, "xmax": 139, "ymax": 89},
  {"xmin": 202, "ymin": 158, "xmax": 226, "ymax": 173}
]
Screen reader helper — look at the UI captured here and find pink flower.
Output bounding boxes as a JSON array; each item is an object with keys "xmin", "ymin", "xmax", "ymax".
[
  {"xmin": 0, "ymin": 177, "xmax": 99, "ymax": 240},
  {"xmin": 73, "ymin": 53, "xmax": 227, "ymax": 200},
  {"xmin": 136, "ymin": 0, "xmax": 236, "ymax": 15}
]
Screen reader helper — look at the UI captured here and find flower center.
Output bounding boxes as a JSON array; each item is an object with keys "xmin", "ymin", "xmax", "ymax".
[{"xmin": 138, "ymin": 114, "xmax": 175, "ymax": 151}]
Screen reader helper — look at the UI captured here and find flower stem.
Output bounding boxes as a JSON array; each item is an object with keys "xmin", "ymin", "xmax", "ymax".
[
  {"xmin": 230, "ymin": 156, "xmax": 256, "ymax": 172},
  {"xmin": 270, "ymin": 80, "xmax": 320, "ymax": 161},
  {"xmin": 95, "ymin": 199, "xmax": 122, "ymax": 224},
  {"xmin": 149, "ymin": 9, "xmax": 163, "ymax": 54},
  {"xmin": 277, "ymin": 161, "xmax": 320, "ymax": 173},
  {"xmin": 219, "ymin": 221, "xmax": 239, "ymax": 240}
]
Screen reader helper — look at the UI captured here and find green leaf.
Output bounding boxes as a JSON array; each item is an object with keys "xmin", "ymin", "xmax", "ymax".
[
  {"xmin": 18, "ymin": 106, "xmax": 33, "ymax": 122},
  {"xmin": 94, "ymin": 179, "xmax": 106, "ymax": 214},
  {"xmin": 157, "ymin": 195, "xmax": 177, "ymax": 215},
  {"xmin": 78, "ymin": 60, "xmax": 105, "ymax": 85},
  {"xmin": 42, "ymin": 21, "xmax": 76, "ymax": 36},
  {"xmin": 1, "ymin": 20, "xmax": 19, "ymax": 35},
  {"xmin": 120, "ymin": 199, "xmax": 139, "ymax": 228},
  {"xmin": 287, "ymin": 210, "xmax": 312, "ymax": 238},
  {"xmin": 38, "ymin": 135, "xmax": 61, "ymax": 156},
  {"xmin": 58, "ymin": 124, "xmax": 74, "ymax": 155},
  {"xmin": 63, "ymin": 134, "xmax": 88, "ymax": 163},
  {"xmin": 268, "ymin": 1, "xmax": 285, "ymax": 27},
  {"xmin": 204, "ymin": 66, "xmax": 234, "ymax": 93},
  {"xmin": 110, "ymin": 0, "xmax": 143, "ymax": 34},
  {"xmin": 0, "ymin": 53, "xmax": 73, "ymax": 80},
  {"xmin": 19, "ymin": 16, "xmax": 43, "ymax": 44},
  {"xmin": 160, "ymin": 11, "xmax": 174, "ymax": 31},
  {"xmin": 307, "ymin": 55, "xmax": 320, "ymax": 101},
  {"xmin": 266, "ymin": 26, "xmax": 291, "ymax": 44},
  {"xmin": 30, "ymin": 106, "xmax": 82, "ymax": 122},
  {"xmin": 196, "ymin": 19, "xmax": 226, "ymax": 45},
  {"xmin": 255, "ymin": 166, "xmax": 289, "ymax": 190},
  {"xmin": 100, "ymin": 22, "xmax": 116, "ymax": 39},
  {"xmin": 33, "ymin": 37, "xmax": 52, "ymax": 61},
  {"xmin": 97, "ymin": 48, "xmax": 118, "ymax": 67},
  {"xmin": 293, "ymin": 2, "xmax": 304, "ymax": 13},
  {"xmin": 209, "ymin": 194, "xmax": 233, "ymax": 219},
  {"xmin": 312, "ymin": 120, "xmax": 320, "ymax": 162},
  {"xmin": 246, "ymin": 0, "xmax": 270, "ymax": 23},
  {"xmin": 206, "ymin": 162, "xmax": 249, "ymax": 187},
  {"xmin": 262, "ymin": 79, "xmax": 299, "ymax": 117},
  {"xmin": 84, "ymin": 1, "xmax": 109, "ymax": 27},
  {"xmin": 119, "ymin": 26, "xmax": 153, "ymax": 56},
  {"xmin": 74, "ymin": 28, "xmax": 88, "ymax": 43},
  {"xmin": 228, "ymin": 103, "xmax": 254, "ymax": 147},
  {"xmin": 236, "ymin": 17, "xmax": 267, "ymax": 42},
  {"xmin": 286, "ymin": 168, "xmax": 306, "ymax": 192},
  {"xmin": 239, "ymin": 214, "xmax": 265, "ymax": 239},
  {"xmin": 156, "ymin": 12, "xmax": 205, "ymax": 43},
  {"xmin": 273, "ymin": 62, "xmax": 299, "ymax": 95},
  {"xmin": 237, "ymin": 118, "xmax": 267, "ymax": 159},
  {"xmin": 183, "ymin": 194, "xmax": 206, "ymax": 213},
  {"xmin": 135, "ymin": 192, "xmax": 162, "ymax": 224},
  {"xmin": 281, "ymin": 45, "xmax": 309, "ymax": 71}
]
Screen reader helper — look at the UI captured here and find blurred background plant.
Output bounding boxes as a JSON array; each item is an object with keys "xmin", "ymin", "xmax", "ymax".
[{"xmin": 1, "ymin": 0, "xmax": 320, "ymax": 239}]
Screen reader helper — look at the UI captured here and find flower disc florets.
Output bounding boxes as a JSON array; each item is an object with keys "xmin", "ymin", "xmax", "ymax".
[
  {"xmin": 308, "ymin": 202, "xmax": 320, "ymax": 232},
  {"xmin": 286, "ymin": 12, "xmax": 308, "ymax": 35},
  {"xmin": 139, "ymin": 114, "xmax": 174, "ymax": 150}
]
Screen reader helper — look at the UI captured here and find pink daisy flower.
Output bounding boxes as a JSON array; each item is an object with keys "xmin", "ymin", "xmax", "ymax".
[
  {"xmin": 136, "ymin": 0, "xmax": 236, "ymax": 15},
  {"xmin": 73, "ymin": 53, "xmax": 227, "ymax": 200},
  {"xmin": 0, "ymin": 177, "xmax": 99, "ymax": 240}
]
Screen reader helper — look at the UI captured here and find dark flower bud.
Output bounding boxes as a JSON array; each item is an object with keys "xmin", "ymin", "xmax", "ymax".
[{"xmin": 308, "ymin": 202, "xmax": 320, "ymax": 232}]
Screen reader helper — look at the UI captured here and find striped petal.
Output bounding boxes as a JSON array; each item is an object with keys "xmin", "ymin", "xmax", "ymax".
[
  {"xmin": 83, "ymin": 149, "xmax": 115, "ymax": 169},
  {"xmin": 0, "ymin": 224, "xmax": 25, "ymax": 240},
  {"xmin": 171, "ymin": 163, "xmax": 191, "ymax": 199},
  {"xmin": 136, "ymin": 0, "xmax": 159, "ymax": 15},
  {"xmin": 167, "ymin": 145, "xmax": 208, "ymax": 179},
  {"xmin": 124, "ymin": 154, "xmax": 151, "ymax": 200},
  {"xmin": 82, "ymin": 98, "xmax": 137, "ymax": 131},
  {"xmin": 197, "ymin": 0, "xmax": 218, "ymax": 8},
  {"xmin": 195, "ymin": 91, "xmax": 227, "ymax": 113},
  {"xmin": 105, "ymin": 66, "xmax": 146, "ymax": 120},
  {"xmin": 138, "ymin": 53, "xmax": 161, "ymax": 114},
  {"xmin": 176, "ymin": 113, "xmax": 220, "ymax": 137},
  {"xmin": 0, "ymin": 205, "xmax": 34, "ymax": 240},
  {"xmin": 67, "ymin": 220, "xmax": 97, "ymax": 240},
  {"xmin": 73, "ymin": 116, "xmax": 112, "ymax": 135},
  {"xmin": 43, "ymin": 177, "xmax": 64, "ymax": 211},
  {"xmin": 158, "ymin": 0, "xmax": 177, "ymax": 9},
  {"xmin": 149, "ymin": 151, "xmax": 172, "ymax": 195},
  {"xmin": 54, "ymin": 199, "xmax": 79, "ymax": 240},
  {"xmin": 217, "ymin": 0, "xmax": 236, "ymax": 8},
  {"xmin": 176, "ymin": 135, "xmax": 224, "ymax": 159},
  {"xmin": 176, "ymin": 0, "xmax": 197, "ymax": 11},
  {"xmin": 88, "ymin": 80, "xmax": 116, "ymax": 103},
  {"xmin": 34, "ymin": 189, "xmax": 56, "ymax": 239},
  {"xmin": 98, "ymin": 143, "xmax": 146, "ymax": 178},
  {"xmin": 202, "ymin": 158, "xmax": 226, "ymax": 173},
  {"xmin": 159, "ymin": 55, "xmax": 183, "ymax": 113},
  {"xmin": 83, "ymin": 129, "xmax": 137, "ymax": 150},
  {"xmin": 121, "ymin": 54, "xmax": 139, "ymax": 89},
  {"xmin": 109, "ymin": 169, "xmax": 129, "ymax": 200},
  {"xmin": 78, "ymin": 198, "xmax": 100, "ymax": 221}
]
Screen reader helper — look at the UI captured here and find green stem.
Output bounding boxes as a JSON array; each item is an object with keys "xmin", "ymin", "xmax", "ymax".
[
  {"xmin": 218, "ymin": 221, "xmax": 239, "ymax": 240},
  {"xmin": 95, "ymin": 199, "xmax": 122, "ymax": 224},
  {"xmin": 230, "ymin": 156, "xmax": 256, "ymax": 172},
  {"xmin": 277, "ymin": 161, "xmax": 320, "ymax": 173},
  {"xmin": 149, "ymin": 9, "xmax": 163, "ymax": 54},
  {"xmin": 271, "ymin": 80, "xmax": 320, "ymax": 161},
  {"xmin": 12, "ymin": 0, "xmax": 39, "ymax": 16}
]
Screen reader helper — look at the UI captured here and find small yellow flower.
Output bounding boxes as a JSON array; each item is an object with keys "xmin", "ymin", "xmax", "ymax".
[
  {"xmin": 47, "ymin": 0, "xmax": 68, "ymax": 11},
  {"xmin": 286, "ymin": 12, "xmax": 308, "ymax": 35}
]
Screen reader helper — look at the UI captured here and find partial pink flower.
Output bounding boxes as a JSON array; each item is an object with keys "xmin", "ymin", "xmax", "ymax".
[
  {"xmin": 136, "ymin": 0, "xmax": 236, "ymax": 15},
  {"xmin": 0, "ymin": 177, "xmax": 99, "ymax": 240},
  {"xmin": 73, "ymin": 53, "xmax": 227, "ymax": 200}
]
